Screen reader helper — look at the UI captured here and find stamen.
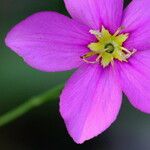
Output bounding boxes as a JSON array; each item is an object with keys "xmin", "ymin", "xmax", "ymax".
[
  {"xmin": 80, "ymin": 51, "xmax": 102, "ymax": 64},
  {"xmin": 80, "ymin": 51, "xmax": 97, "ymax": 64},
  {"xmin": 121, "ymin": 47, "xmax": 137, "ymax": 59},
  {"xmin": 84, "ymin": 26, "xmax": 136, "ymax": 67},
  {"xmin": 121, "ymin": 47, "xmax": 131, "ymax": 53},
  {"xmin": 125, "ymin": 49, "xmax": 137, "ymax": 59},
  {"xmin": 80, "ymin": 51, "xmax": 96, "ymax": 59},
  {"xmin": 89, "ymin": 30, "xmax": 102, "ymax": 39},
  {"xmin": 81, "ymin": 58, "xmax": 98, "ymax": 64},
  {"xmin": 96, "ymin": 55, "xmax": 101, "ymax": 62},
  {"xmin": 122, "ymin": 47, "xmax": 136, "ymax": 54},
  {"xmin": 113, "ymin": 26, "xmax": 125, "ymax": 36}
]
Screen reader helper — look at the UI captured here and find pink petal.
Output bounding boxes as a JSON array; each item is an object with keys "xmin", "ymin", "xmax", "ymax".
[
  {"xmin": 124, "ymin": 22, "xmax": 150, "ymax": 51},
  {"xmin": 64, "ymin": 0, "xmax": 123, "ymax": 32},
  {"xmin": 122, "ymin": 0, "xmax": 150, "ymax": 51},
  {"xmin": 60, "ymin": 64, "xmax": 122, "ymax": 143},
  {"xmin": 5, "ymin": 12, "xmax": 93, "ymax": 72},
  {"xmin": 122, "ymin": 0, "xmax": 150, "ymax": 32},
  {"xmin": 115, "ymin": 50, "xmax": 150, "ymax": 113}
]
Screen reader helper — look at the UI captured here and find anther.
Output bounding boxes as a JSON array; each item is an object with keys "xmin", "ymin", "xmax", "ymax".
[
  {"xmin": 89, "ymin": 30, "xmax": 102, "ymax": 39},
  {"xmin": 80, "ymin": 51, "xmax": 103, "ymax": 64},
  {"xmin": 121, "ymin": 47, "xmax": 131, "ymax": 53},
  {"xmin": 80, "ymin": 51, "xmax": 97, "ymax": 59},
  {"xmin": 80, "ymin": 51, "xmax": 98, "ymax": 64},
  {"xmin": 125, "ymin": 49, "xmax": 137, "ymax": 59}
]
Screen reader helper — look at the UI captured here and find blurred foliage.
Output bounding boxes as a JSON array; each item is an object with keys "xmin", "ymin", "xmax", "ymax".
[{"xmin": 0, "ymin": 84, "xmax": 64, "ymax": 127}]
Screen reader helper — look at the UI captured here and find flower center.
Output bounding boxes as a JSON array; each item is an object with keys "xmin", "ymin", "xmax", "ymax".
[
  {"xmin": 105, "ymin": 43, "xmax": 115, "ymax": 54},
  {"xmin": 81, "ymin": 26, "xmax": 136, "ymax": 67}
]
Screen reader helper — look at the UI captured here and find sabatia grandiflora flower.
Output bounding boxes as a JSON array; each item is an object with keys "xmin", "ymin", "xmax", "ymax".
[{"xmin": 5, "ymin": 0, "xmax": 150, "ymax": 144}]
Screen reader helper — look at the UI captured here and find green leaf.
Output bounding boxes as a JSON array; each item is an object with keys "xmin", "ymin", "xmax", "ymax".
[{"xmin": 0, "ymin": 83, "xmax": 64, "ymax": 127}]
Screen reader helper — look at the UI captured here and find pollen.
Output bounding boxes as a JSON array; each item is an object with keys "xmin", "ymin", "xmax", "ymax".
[{"xmin": 81, "ymin": 26, "xmax": 136, "ymax": 67}]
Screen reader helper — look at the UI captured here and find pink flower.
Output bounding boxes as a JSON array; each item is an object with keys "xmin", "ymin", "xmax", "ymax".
[{"xmin": 5, "ymin": 0, "xmax": 150, "ymax": 144}]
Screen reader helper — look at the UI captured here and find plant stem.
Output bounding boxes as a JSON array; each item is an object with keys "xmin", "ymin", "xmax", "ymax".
[{"xmin": 0, "ymin": 84, "xmax": 64, "ymax": 127}]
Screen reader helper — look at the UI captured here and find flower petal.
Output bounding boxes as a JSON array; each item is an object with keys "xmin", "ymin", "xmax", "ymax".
[
  {"xmin": 122, "ymin": 0, "xmax": 150, "ymax": 32},
  {"xmin": 115, "ymin": 50, "xmax": 150, "ymax": 113},
  {"xmin": 97, "ymin": 0, "xmax": 123, "ymax": 32},
  {"xmin": 5, "ymin": 12, "xmax": 93, "ymax": 72},
  {"xmin": 124, "ymin": 22, "xmax": 150, "ymax": 51},
  {"xmin": 122, "ymin": 0, "xmax": 150, "ymax": 51},
  {"xmin": 64, "ymin": 0, "xmax": 123, "ymax": 32},
  {"xmin": 60, "ymin": 64, "xmax": 122, "ymax": 143}
]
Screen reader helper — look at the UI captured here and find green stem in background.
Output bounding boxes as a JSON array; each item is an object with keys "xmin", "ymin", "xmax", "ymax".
[{"xmin": 0, "ymin": 83, "xmax": 64, "ymax": 127}]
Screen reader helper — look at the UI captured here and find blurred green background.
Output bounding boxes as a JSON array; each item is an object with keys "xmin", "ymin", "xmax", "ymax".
[{"xmin": 1, "ymin": 0, "xmax": 150, "ymax": 149}]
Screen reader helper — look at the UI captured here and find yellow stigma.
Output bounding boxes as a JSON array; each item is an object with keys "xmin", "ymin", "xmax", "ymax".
[{"xmin": 81, "ymin": 26, "xmax": 136, "ymax": 67}]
